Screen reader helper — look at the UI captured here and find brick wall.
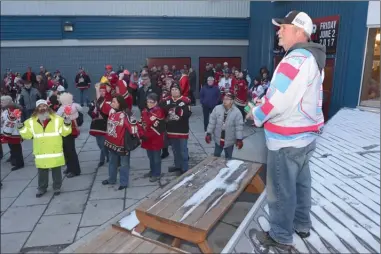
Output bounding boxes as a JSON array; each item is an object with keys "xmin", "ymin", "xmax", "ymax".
[{"xmin": 1, "ymin": 45, "xmax": 248, "ymax": 100}]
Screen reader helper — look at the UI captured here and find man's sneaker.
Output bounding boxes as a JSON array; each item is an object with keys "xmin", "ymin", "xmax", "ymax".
[
  {"xmin": 295, "ymin": 230, "xmax": 310, "ymax": 238},
  {"xmin": 54, "ymin": 190, "xmax": 61, "ymax": 196},
  {"xmin": 251, "ymin": 230, "xmax": 294, "ymax": 252},
  {"xmin": 36, "ymin": 190, "xmax": 47, "ymax": 198},
  {"xmin": 168, "ymin": 166, "xmax": 181, "ymax": 173},
  {"xmin": 149, "ymin": 176, "xmax": 159, "ymax": 182},
  {"xmin": 98, "ymin": 161, "xmax": 105, "ymax": 167}
]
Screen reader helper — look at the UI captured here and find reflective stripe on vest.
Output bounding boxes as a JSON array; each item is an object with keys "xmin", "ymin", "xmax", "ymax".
[
  {"xmin": 33, "ymin": 118, "xmax": 61, "ymax": 139},
  {"xmin": 35, "ymin": 152, "xmax": 64, "ymax": 159}
]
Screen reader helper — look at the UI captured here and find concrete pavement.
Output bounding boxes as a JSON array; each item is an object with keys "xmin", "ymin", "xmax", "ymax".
[{"xmin": 0, "ymin": 104, "xmax": 264, "ymax": 253}]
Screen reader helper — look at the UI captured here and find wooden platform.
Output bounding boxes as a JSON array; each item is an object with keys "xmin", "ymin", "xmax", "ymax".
[
  {"xmin": 222, "ymin": 108, "xmax": 381, "ymax": 253},
  {"xmin": 135, "ymin": 156, "xmax": 264, "ymax": 253},
  {"xmin": 73, "ymin": 227, "xmax": 188, "ymax": 253}
]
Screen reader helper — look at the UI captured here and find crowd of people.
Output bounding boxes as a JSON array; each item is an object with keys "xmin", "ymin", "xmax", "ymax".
[{"xmin": 0, "ymin": 61, "xmax": 270, "ymax": 195}]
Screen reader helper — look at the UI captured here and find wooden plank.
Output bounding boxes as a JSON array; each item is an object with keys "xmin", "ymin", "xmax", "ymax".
[
  {"xmin": 130, "ymin": 241, "xmax": 157, "ymax": 253},
  {"xmin": 311, "ymin": 172, "xmax": 380, "ymax": 227},
  {"xmin": 158, "ymin": 158, "xmax": 226, "ymax": 221},
  {"xmin": 312, "ymin": 191, "xmax": 380, "ymax": 252},
  {"xmin": 137, "ymin": 157, "xmax": 216, "ymax": 213},
  {"xmin": 74, "ymin": 228, "xmax": 119, "ymax": 253},
  {"xmin": 151, "ymin": 245, "xmax": 175, "ymax": 253},
  {"xmin": 170, "ymin": 161, "xmax": 257, "ymax": 227},
  {"xmin": 94, "ymin": 231, "xmax": 131, "ymax": 253},
  {"xmin": 135, "ymin": 210, "xmax": 206, "ymax": 243},
  {"xmin": 113, "ymin": 234, "xmax": 143, "ymax": 253},
  {"xmin": 194, "ymin": 163, "xmax": 262, "ymax": 230}
]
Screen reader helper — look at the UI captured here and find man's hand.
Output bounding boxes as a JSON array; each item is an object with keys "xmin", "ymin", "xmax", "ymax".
[
  {"xmin": 64, "ymin": 116, "xmax": 71, "ymax": 125},
  {"xmin": 17, "ymin": 122, "xmax": 24, "ymax": 129},
  {"xmin": 236, "ymin": 139, "xmax": 243, "ymax": 149},
  {"xmin": 205, "ymin": 133, "xmax": 212, "ymax": 144}
]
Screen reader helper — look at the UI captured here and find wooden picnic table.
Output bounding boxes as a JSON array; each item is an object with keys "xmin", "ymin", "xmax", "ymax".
[{"xmin": 135, "ymin": 156, "xmax": 265, "ymax": 253}]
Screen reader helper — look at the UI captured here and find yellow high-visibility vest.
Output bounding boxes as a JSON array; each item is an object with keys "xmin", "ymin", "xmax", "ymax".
[{"xmin": 19, "ymin": 114, "xmax": 72, "ymax": 169}]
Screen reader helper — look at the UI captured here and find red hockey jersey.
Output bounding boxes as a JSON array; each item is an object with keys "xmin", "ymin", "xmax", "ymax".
[
  {"xmin": 230, "ymin": 78, "xmax": 248, "ymax": 106},
  {"xmin": 179, "ymin": 75, "xmax": 190, "ymax": 97},
  {"xmin": 100, "ymin": 101, "xmax": 138, "ymax": 155},
  {"xmin": 138, "ymin": 106, "xmax": 165, "ymax": 151}
]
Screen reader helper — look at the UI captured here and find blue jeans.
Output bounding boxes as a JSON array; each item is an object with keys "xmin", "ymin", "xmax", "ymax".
[
  {"xmin": 146, "ymin": 150, "xmax": 161, "ymax": 177},
  {"xmin": 213, "ymin": 143, "xmax": 234, "ymax": 159},
  {"xmin": 169, "ymin": 138, "xmax": 189, "ymax": 172},
  {"xmin": 108, "ymin": 150, "xmax": 130, "ymax": 187},
  {"xmin": 267, "ymin": 141, "xmax": 316, "ymax": 245},
  {"xmin": 95, "ymin": 136, "xmax": 109, "ymax": 163},
  {"xmin": 79, "ymin": 89, "xmax": 89, "ymax": 106}
]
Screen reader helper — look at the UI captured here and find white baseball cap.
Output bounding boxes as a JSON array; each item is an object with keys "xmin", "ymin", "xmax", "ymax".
[
  {"xmin": 223, "ymin": 62, "xmax": 228, "ymax": 66},
  {"xmin": 272, "ymin": 10, "xmax": 313, "ymax": 37},
  {"xmin": 36, "ymin": 99, "xmax": 48, "ymax": 107}
]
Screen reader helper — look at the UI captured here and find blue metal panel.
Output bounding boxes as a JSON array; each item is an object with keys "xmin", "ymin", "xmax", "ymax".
[
  {"xmin": 61, "ymin": 16, "xmax": 249, "ymax": 39},
  {"xmin": 248, "ymin": 2, "xmax": 274, "ymax": 77},
  {"xmin": 0, "ymin": 16, "xmax": 62, "ymax": 40},
  {"xmin": 249, "ymin": 1, "xmax": 368, "ymax": 117},
  {"xmin": 0, "ymin": 16, "xmax": 249, "ymax": 40}
]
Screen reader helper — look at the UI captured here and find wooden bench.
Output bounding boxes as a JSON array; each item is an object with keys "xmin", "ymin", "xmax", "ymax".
[
  {"xmin": 73, "ymin": 226, "xmax": 189, "ymax": 253},
  {"xmin": 222, "ymin": 108, "xmax": 381, "ymax": 254},
  {"xmin": 130, "ymin": 156, "xmax": 265, "ymax": 253}
]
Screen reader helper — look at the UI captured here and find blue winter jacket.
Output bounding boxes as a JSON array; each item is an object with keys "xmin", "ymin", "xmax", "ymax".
[{"xmin": 200, "ymin": 84, "xmax": 220, "ymax": 109}]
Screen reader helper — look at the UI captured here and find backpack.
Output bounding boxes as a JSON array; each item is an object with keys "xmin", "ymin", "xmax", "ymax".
[{"xmin": 123, "ymin": 112, "xmax": 140, "ymax": 152}]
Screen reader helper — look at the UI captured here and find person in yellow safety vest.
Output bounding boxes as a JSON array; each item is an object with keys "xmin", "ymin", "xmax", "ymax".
[{"xmin": 18, "ymin": 99, "xmax": 72, "ymax": 198}]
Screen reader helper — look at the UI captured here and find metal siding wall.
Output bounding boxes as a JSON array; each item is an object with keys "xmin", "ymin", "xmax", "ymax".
[
  {"xmin": 0, "ymin": 16, "xmax": 62, "ymax": 40},
  {"xmin": 1, "ymin": 45, "xmax": 247, "ymax": 99},
  {"xmin": 0, "ymin": 16, "xmax": 249, "ymax": 40},
  {"xmin": 248, "ymin": 2, "xmax": 274, "ymax": 77},
  {"xmin": 249, "ymin": 1, "xmax": 368, "ymax": 117},
  {"xmin": 61, "ymin": 16, "xmax": 249, "ymax": 40},
  {"xmin": 1, "ymin": 1, "xmax": 250, "ymax": 17}
]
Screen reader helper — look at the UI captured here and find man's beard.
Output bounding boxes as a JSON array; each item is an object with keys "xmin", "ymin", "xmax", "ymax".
[{"xmin": 37, "ymin": 112, "xmax": 50, "ymax": 122}]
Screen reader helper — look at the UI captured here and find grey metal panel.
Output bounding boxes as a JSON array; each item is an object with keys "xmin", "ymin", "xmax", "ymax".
[
  {"xmin": 1, "ymin": 45, "xmax": 247, "ymax": 100},
  {"xmin": 0, "ymin": 1, "xmax": 250, "ymax": 17}
]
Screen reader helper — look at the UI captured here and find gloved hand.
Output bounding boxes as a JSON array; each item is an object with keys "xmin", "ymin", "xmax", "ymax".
[
  {"xmin": 64, "ymin": 116, "xmax": 72, "ymax": 125},
  {"xmin": 205, "ymin": 133, "xmax": 211, "ymax": 144},
  {"xmin": 236, "ymin": 139, "xmax": 243, "ymax": 149},
  {"xmin": 17, "ymin": 122, "xmax": 24, "ymax": 129}
]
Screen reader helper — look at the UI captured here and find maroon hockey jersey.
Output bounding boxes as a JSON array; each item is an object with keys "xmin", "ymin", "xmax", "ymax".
[
  {"xmin": 100, "ymin": 101, "xmax": 138, "ymax": 155},
  {"xmin": 230, "ymin": 78, "xmax": 248, "ymax": 106}
]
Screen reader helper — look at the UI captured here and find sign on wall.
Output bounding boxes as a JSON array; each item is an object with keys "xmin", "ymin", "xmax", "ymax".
[
  {"xmin": 273, "ymin": 15, "xmax": 340, "ymax": 55},
  {"xmin": 311, "ymin": 15, "xmax": 340, "ymax": 54}
]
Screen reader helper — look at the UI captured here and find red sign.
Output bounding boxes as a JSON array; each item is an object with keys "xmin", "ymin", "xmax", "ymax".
[
  {"xmin": 273, "ymin": 15, "xmax": 340, "ymax": 55},
  {"xmin": 311, "ymin": 15, "xmax": 340, "ymax": 54}
]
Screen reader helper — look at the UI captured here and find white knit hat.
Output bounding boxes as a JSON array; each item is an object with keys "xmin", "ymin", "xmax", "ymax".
[{"xmin": 36, "ymin": 99, "xmax": 48, "ymax": 107}]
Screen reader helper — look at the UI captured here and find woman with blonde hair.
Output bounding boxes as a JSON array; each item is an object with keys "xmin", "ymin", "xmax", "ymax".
[{"xmin": 57, "ymin": 92, "xmax": 82, "ymax": 178}]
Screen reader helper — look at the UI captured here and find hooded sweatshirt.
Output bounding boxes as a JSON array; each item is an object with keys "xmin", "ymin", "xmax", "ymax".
[{"xmin": 252, "ymin": 42, "xmax": 326, "ymax": 151}]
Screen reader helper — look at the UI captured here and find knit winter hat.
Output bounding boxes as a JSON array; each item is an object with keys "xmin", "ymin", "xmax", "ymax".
[
  {"xmin": 36, "ymin": 99, "xmax": 48, "ymax": 107},
  {"xmin": 170, "ymin": 83, "xmax": 181, "ymax": 92}
]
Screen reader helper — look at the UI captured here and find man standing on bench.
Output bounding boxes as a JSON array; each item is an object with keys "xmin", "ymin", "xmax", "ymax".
[{"xmin": 247, "ymin": 11, "xmax": 326, "ymax": 250}]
